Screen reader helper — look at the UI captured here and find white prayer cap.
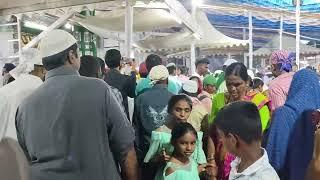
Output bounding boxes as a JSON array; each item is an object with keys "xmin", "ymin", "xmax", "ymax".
[
  {"xmin": 247, "ymin": 69, "xmax": 255, "ymax": 79},
  {"xmin": 38, "ymin": 29, "xmax": 77, "ymax": 58},
  {"xmin": 183, "ymin": 80, "xmax": 198, "ymax": 94},
  {"xmin": 149, "ymin": 65, "xmax": 169, "ymax": 83},
  {"xmin": 214, "ymin": 70, "xmax": 223, "ymax": 76},
  {"xmin": 9, "ymin": 48, "xmax": 42, "ymax": 79},
  {"xmin": 223, "ymin": 59, "xmax": 237, "ymax": 67},
  {"xmin": 166, "ymin": 62, "xmax": 176, "ymax": 68}
]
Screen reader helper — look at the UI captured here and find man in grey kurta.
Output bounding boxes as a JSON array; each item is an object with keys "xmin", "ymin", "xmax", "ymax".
[{"xmin": 15, "ymin": 30, "xmax": 138, "ymax": 180}]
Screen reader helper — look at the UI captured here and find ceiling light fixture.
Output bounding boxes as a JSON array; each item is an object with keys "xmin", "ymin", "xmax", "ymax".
[{"xmin": 24, "ymin": 21, "xmax": 48, "ymax": 31}]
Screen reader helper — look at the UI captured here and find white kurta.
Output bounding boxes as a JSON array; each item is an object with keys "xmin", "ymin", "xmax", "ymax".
[{"xmin": 0, "ymin": 74, "xmax": 42, "ymax": 140}]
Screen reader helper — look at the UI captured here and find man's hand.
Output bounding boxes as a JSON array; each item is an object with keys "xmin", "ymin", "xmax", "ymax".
[{"xmin": 206, "ymin": 160, "xmax": 218, "ymax": 177}]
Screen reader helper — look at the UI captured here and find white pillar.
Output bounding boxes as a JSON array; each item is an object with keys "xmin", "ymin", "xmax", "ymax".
[
  {"xmin": 279, "ymin": 14, "xmax": 283, "ymax": 50},
  {"xmin": 243, "ymin": 28, "xmax": 247, "ymax": 66},
  {"xmin": 125, "ymin": 0, "xmax": 134, "ymax": 58},
  {"xmin": 248, "ymin": 11, "xmax": 253, "ymax": 69},
  {"xmin": 190, "ymin": 42, "xmax": 196, "ymax": 74},
  {"xmin": 296, "ymin": 0, "xmax": 301, "ymax": 69},
  {"xmin": 190, "ymin": 1, "xmax": 197, "ymax": 74},
  {"xmin": 16, "ymin": 15, "xmax": 22, "ymax": 63}
]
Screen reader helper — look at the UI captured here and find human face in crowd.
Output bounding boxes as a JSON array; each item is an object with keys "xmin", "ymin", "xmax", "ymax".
[
  {"xmin": 226, "ymin": 75, "xmax": 248, "ymax": 101},
  {"xmin": 173, "ymin": 132, "xmax": 197, "ymax": 158},
  {"xmin": 271, "ymin": 64, "xmax": 280, "ymax": 77},
  {"xmin": 197, "ymin": 63, "xmax": 209, "ymax": 76},
  {"xmin": 205, "ymin": 85, "xmax": 216, "ymax": 95},
  {"xmin": 176, "ymin": 68, "xmax": 181, "ymax": 76},
  {"xmin": 257, "ymin": 85, "xmax": 263, "ymax": 93},
  {"xmin": 171, "ymin": 100, "xmax": 192, "ymax": 123}
]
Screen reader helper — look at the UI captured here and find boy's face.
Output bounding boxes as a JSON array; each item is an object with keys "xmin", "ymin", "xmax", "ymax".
[{"xmin": 217, "ymin": 127, "xmax": 238, "ymax": 155}]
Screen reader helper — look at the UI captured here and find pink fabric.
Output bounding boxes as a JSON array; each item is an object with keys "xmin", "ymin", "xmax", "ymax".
[
  {"xmin": 178, "ymin": 75, "xmax": 189, "ymax": 83},
  {"xmin": 269, "ymin": 72, "xmax": 294, "ymax": 111},
  {"xmin": 190, "ymin": 96, "xmax": 201, "ymax": 106},
  {"xmin": 270, "ymin": 50, "xmax": 290, "ymax": 64},
  {"xmin": 223, "ymin": 153, "xmax": 235, "ymax": 179},
  {"xmin": 197, "ymin": 91, "xmax": 212, "ymax": 113}
]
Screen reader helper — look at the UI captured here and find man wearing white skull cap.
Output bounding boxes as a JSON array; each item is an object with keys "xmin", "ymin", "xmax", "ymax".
[
  {"xmin": 0, "ymin": 48, "xmax": 45, "ymax": 141},
  {"xmin": 15, "ymin": 30, "xmax": 138, "ymax": 180},
  {"xmin": 133, "ymin": 65, "xmax": 173, "ymax": 177}
]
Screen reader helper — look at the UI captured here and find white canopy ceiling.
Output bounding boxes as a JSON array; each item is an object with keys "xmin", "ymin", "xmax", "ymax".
[
  {"xmin": 75, "ymin": 8, "xmax": 179, "ymax": 34},
  {"xmin": 136, "ymin": 10, "xmax": 248, "ymax": 53},
  {"xmin": 253, "ymin": 35, "xmax": 320, "ymax": 57}
]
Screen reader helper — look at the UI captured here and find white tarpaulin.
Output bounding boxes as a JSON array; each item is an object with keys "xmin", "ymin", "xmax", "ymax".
[
  {"xmin": 136, "ymin": 10, "xmax": 248, "ymax": 52},
  {"xmin": 253, "ymin": 35, "xmax": 320, "ymax": 56},
  {"xmin": 75, "ymin": 8, "xmax": 179, "ymax": 34}
]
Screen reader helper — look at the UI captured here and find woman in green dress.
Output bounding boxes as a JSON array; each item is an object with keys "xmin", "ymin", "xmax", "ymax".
[
  {"xmin": 208, "ymin": 63, "xmax": 271, "ymax": 180},
  {"xmin": 144, "ymin": 95, "xmax": 211, "ymax": 179}
]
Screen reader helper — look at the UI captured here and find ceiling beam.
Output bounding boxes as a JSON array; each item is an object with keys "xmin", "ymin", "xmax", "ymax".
[{"xmin": 0, "ymin": 0, "xmax": 113, "ymax": 16}]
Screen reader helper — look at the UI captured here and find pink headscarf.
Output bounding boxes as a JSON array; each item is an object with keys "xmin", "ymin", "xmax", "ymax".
[{"xmin": 270, "ymin": 50, "xmax": 295, "ymax": 72}]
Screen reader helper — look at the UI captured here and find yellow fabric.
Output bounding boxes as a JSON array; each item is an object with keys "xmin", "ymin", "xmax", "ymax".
[
  {"xmin": 187, "ymin": 105, "xmax": 208, "ymax": 132},
  {"xmin": 209, "ymin": 93, "xmax": 271, "ymax": 132},
  {"xmin": 250, "ymin": 93, "xmax": 271, "ymax": 131}
]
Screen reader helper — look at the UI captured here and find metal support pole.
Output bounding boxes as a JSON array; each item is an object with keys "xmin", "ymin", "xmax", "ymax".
[
  {"xmin": 16, "ymin": 15, "xmax": 22, "ymax": 63},
  {"xmin": 23, "ymin": 12, "xmax": 75, "ymax": 50},
  {"xmin": 243, "ymin": 28, "xmax": 247, "ymax": 66},
  {"xmin": 296, "ymin": 0, "xmax": 301, "ymax": 69},
  {"xmin": 248, "ymin": 11, "xmax": 253, "ymax": 69},
  {"xmin": 125, "ymin": 0, "xmax": 134, "ymax": 58},
  {"xmin": 279, "ymin": 14, "xmax": 283, "ymax": 50},
  {"xmin": 190, "ymin": 42, "xmax": 196, "ymax": 74}
]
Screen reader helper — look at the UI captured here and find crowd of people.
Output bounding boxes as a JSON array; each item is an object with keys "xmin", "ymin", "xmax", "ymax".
[{"xmin": 0, "ymin": 29, "xmax": 320, "ymax": 180}]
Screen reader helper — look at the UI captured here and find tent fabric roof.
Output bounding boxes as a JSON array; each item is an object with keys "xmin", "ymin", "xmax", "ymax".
[
  {"xmin": 212, "ymin": 0, "xmax": 320, "ymax": 12},
  {"xmin": 75, "ymin": 8, "xmax": 179, "ymax": 33},
  {"xmin": 205, "ymin": 11, "xmax": 320, "ymax": 48},
  {"xmin": 137, "ymin": 10, "xmax": 248, "ymax": 53},
  {"xmin": 253, "ymin": 35, "xmax": 320, "ymax": 56}
]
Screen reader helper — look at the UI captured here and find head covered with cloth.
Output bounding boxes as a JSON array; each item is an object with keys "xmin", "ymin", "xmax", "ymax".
[
  {"xmin": 149, "ymin": 65, "xmax": 169, "ymax": 85},
  {"xmin": 270, "ymin": 50, "xmax": 295, "ymax": 77}
]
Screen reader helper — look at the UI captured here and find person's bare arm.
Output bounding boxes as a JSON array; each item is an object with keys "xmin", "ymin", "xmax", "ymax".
[
  {"xmin": 104, "ymin": 87, "xmax": 138, "ymax": 180},
  {"xmin": 121, "ymin": 146, "xmax": 139, "ymax": 180},
  {"xmin": 206, "ymin": 136, "xmax": 217, "ymax": 180},
  {"xmin": 305, "ymin": 129, "xmax": 320, "ymax": 180}
]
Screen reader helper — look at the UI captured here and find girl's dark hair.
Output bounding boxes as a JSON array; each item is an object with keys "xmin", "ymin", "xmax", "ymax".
[
  {"xmin": 252, "ymin": 78, "xmax": 264, "ymax": 89},
  {"xmin": 171, "ymin": 122, "xmax": 198, "ymax": 144},
  {"xmin": 168, "ymin": 94, "xmax": 193, "ymax": 114},
  {"xmin": 225, "ymin": 62, "xmax": 249, "ymax": 82}
]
